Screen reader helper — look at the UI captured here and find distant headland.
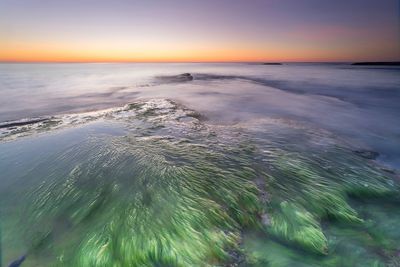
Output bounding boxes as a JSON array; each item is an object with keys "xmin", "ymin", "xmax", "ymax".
[
  {"xmin": 351, "ymin": 62, "xmax": 400, "ymax": 66},
  {"xmin": 262, "ymin": 62, "xmax": 282, "ymax": 65}
]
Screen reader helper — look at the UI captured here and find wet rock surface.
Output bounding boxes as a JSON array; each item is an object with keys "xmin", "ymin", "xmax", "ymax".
[{"xmin": 155, "ymin": 73, "xmax": 194, "ymax": 83}]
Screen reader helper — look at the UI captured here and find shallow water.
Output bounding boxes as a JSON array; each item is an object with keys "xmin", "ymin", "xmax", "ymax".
[{"xmin": 0, "ymin": 64, "xmax": 399, "ymax": 266}]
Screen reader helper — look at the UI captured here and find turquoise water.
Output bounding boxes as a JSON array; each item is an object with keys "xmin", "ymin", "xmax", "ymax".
[{"xmin": 0, "ymin": 64, "xmax": 399, "ymax": 266}]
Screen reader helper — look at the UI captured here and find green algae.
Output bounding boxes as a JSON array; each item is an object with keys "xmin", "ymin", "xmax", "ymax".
[
  {"xmin": 13, "ymin": 124, "xmax": 261, "ymax": 266},
  {"xmin": 0, "ymin": 99, "xmax": 399, "ymax": 266},
  {"xmin": 243, "ymin": 228, "xmax": 389, "ymax": 267},
  {"xmin": 267, "ymin": 201, "xmax": 328, "ymax": 255}
]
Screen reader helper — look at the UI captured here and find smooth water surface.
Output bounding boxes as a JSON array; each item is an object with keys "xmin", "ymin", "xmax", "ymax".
[{"xmin": 1, "ymin": 63, "xmax": 399, "ymax": 167}]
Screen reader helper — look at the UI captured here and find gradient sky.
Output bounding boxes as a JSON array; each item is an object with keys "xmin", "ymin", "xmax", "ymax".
[{"xmin": 0, "ymin": 0, "xmax": 399, "ymax": 62}]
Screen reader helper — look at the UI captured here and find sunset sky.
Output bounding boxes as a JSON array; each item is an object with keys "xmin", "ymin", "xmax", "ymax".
[{"xmin": 0, "ymin": 0, "xmax": 399, "ymax": 62}]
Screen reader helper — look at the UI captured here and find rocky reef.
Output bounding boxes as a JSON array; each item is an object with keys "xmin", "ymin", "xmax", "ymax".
[{"xmin": 154, "ymin": 73, "xmax": 194, "ymax": 84}]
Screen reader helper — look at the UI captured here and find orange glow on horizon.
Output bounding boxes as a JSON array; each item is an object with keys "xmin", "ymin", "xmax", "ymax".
[
  {"xmin": 1, "ymin": 43, "xmax": 398, "ymax": 63},
  {"xmin": 1, "ymin": 0, "xmax": 398, "ymax": 63},
  {"xmin": 1, "ymin": 26, "xmax": 398, "ymax": 63}
]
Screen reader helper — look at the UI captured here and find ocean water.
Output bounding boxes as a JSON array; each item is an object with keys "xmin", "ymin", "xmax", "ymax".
[
  {"xmin": 1, "ymin": 63, "xmax": 399, "ymax": 167},
  {"xmin": 0, "ymin": 63, "xmax": 399, "ymax": 266}
]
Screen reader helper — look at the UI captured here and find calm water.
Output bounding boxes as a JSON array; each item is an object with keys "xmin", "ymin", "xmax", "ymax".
[
  {"xmin": 1, "ymin": 63, "xmax": 399, "ymax": 167},
  {"xmin": 0, "ymin": 63, "xmax": 399, "ymax": 266}
]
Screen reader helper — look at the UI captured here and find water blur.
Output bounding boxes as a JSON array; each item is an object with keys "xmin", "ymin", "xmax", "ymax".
[
  {"xmin": 0, "ymin": 63, "xmax": 399, "ymax": 266},
  {"xmin": 1, "ymin": 63, "xmax": 399, "ymax": 167}
]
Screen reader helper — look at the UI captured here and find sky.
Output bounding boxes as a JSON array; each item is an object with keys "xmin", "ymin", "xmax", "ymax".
[{"xmin": 0, "ymin": 0, "xmax": 399, "ymax": 62}]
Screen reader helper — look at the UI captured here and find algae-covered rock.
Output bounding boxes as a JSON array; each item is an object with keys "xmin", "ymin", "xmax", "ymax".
[
  {"xmin": 267, "ymin": 201, "xmax": 328, "ymax": 254},
  {"xmin": 1, "ymin": 99, "xmax": 399, "ymax": 266}
]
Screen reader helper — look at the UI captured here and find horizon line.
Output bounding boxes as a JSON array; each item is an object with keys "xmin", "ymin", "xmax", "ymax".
[{"xmin": 2, "ymin": 60, "xmax": 395, "ymax": 64}]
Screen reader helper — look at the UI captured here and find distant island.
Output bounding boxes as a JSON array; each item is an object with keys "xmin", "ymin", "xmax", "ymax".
[
  {"xmin": 351, "ymin": 62, "xmax": 400, "ymax": 66},
  {"xmin": 261, "ymin": 62, "xmax": 282, "ymax": 65}
]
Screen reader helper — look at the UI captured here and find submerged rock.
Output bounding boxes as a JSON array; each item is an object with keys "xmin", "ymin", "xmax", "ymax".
[
  {"xmin": 8, "ymin": 255, "xmax": 26, "ymax": 267},
  {"xmin": 178, "ymin": 73, "xmax": 194, "ymax": 80}
]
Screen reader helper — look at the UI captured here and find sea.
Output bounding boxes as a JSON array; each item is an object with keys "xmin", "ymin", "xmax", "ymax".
[{"xmin": 0, "ymin": 63, "xmax": 399, "ymax": 266}]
